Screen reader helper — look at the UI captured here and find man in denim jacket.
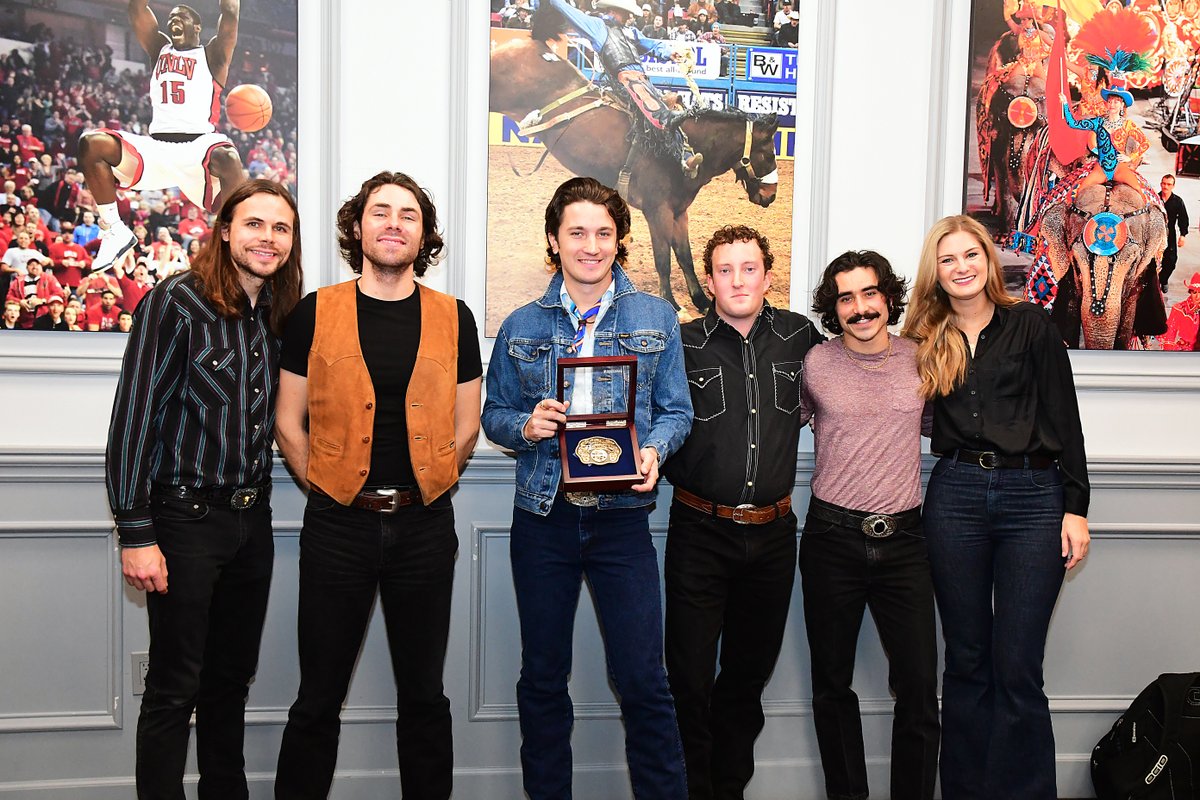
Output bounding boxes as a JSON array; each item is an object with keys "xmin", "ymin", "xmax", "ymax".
[{"xmin": 482, "ymin": 176, "xmax": 692, "ymax": 800}]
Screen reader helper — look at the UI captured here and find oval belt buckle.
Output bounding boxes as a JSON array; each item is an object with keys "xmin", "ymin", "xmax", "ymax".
[
  {"xmin": 231, "ymin": 487, "xmax": 259, "ymax": 510},
  {"xmin": 731, "ymin": 503, "xmax": 755, "ymax": 525},
  {"xmin": 861, "ymin": 514, "xmax": 895, "ymax": 538}
]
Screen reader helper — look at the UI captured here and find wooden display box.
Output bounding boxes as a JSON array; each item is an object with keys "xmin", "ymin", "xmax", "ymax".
[{"xmin": 556, "ymin": 355, "xmax": 642, "ymax": 492}]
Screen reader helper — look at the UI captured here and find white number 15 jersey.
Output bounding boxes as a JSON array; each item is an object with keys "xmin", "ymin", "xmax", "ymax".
[{"xmin": 149, "ymin": 44, "xmax": 221, "ymax": 135}]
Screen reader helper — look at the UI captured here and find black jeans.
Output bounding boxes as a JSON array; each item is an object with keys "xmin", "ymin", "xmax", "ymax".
[
  {"xmin": 664, "ymin": 499, "xmax": 798, "ymax": 800},
  {"xmin": 137, "ymin": 490, "xmax": 274, "ymax": 800},
  {"xmin": 798, "ymin": 499, "xmax": 939, "ymax": 800},
  {"xmin": 1159, "ymin": 244, "xmax": 1178, "ymax": 289},
  {"xmin": 275, "ymin": 491, "xmax": 457, "ymax": 800}
]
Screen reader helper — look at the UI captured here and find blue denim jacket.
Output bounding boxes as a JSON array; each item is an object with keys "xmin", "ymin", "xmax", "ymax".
[{"xmin": 482, "ymin": 265, "xmax": 693, "ymax": 516}]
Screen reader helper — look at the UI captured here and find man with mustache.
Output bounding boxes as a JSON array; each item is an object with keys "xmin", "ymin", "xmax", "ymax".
[
  {"xmin": 798, "ymin": 251, "xmax": 939, "ymax": 800},
  {"xmin": 273, "ymin": 171, "xmax": 482, "ymax": 799},
  {"xmin": 661, "ymin": 225, "xmax": 824, "ymax": 799}
]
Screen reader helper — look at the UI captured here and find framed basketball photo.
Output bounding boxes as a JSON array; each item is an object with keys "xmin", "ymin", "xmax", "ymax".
[{"xmin": 0, "ymin": 0, "xmax": 298, "ymax": 336}]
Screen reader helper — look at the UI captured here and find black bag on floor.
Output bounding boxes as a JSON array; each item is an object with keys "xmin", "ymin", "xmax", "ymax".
[{"xmin": 1091, "ymin": 672, "xmax": 1200, "ymax": 799}]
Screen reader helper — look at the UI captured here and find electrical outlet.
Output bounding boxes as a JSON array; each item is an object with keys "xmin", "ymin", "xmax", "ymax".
[{"xmin": 131, "ymin": 652, "xmax": 150, "ymax": 695}]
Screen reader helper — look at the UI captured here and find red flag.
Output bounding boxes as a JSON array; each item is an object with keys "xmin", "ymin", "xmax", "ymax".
[{"xmin": 1047, "ymin": 1, "xmax": 1089, "ymax": 166}]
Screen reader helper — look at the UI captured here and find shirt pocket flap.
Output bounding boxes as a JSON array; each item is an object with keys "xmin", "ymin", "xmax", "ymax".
[
  {"xmin": 688, "ymin": 366, "xmax": 722, "ymax": 389},
  {"xmin": 687, "ymin": 366, "xmax": 726, "ymax": 422},
  {"xmin": 617, "ymin": 332, "xmax": 667, "ymax": 354},
  {"xmin": 508, "ymin": 340, "xmax": 552, "ymax": 362}
]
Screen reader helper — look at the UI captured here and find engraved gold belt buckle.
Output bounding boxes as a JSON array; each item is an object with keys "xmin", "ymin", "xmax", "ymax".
[{"xmin": 573, "ymin": 436, "xmax": 622, "ymax": 466}]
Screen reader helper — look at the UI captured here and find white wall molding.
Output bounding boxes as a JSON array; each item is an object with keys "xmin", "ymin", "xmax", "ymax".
[{"xmin": 0, "ymin": 527, "xmax": 122, "ymax": 734}]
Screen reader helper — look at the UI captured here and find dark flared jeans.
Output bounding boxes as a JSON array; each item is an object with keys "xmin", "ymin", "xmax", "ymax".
[
  {"xmin": 510, "ymin": 496, "xmax": 688, "ymax": 800},
  {"xmin": 924, "ymin": 457, "xmax": 1067, "ymax": 800},
  {"xmin": 137, "ymin": 491, "xmax": 274, "ymax": 800},
  {"xmin": 275, "ymin": 491, "xmax": 457, "ymax": 800},
  {"xmin": 663, "ymin": 499, "xmax": 797, "ymax": 800},
  {"xmin": 798, "ymin": 499, "xmax": 940, "ymax": 800}
]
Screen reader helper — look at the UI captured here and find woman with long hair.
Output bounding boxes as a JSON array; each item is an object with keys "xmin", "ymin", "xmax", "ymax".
[{"xmin": 902, "ymin": 215, "xmax": 1089, "ymax": 799}]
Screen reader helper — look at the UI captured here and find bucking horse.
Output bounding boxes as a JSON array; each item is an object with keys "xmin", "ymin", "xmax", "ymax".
[{"xmin": 489, "ymin": 14, "xmax": 780, "ymax": 313}]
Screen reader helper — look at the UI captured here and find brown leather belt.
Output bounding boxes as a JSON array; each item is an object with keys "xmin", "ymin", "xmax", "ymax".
[
  {"xmin": 953, "ymin": 449, "xmax": 1054, "ymax": 470},
  {"xmin": 672, "ymin": 486, "xmax": 791, "ymax": 525},
  {"xmin": 316, "ymin": 487, "xmax": 418, "ymax": 513}
]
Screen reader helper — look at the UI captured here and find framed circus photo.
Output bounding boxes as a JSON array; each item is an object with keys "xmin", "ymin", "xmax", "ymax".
[
  {"xmin": 477, "ymin": 0, "xmax": 814, "ymax": 335},
  {"xmin": 960, "ymin": 0, "xmax": 1200, "ymax": 351},
  {"xmin": 0, "ymin": 0, "xmax": 301, "ymax": 342}
]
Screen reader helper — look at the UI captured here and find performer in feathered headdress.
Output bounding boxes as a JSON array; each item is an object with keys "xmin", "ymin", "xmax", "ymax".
[{"xmin": 1059, "ymin": 7, "xmax": 1155, "ymax": 192}]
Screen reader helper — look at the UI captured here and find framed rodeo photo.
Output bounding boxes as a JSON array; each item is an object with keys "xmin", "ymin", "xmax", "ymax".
[
  {"xmin": 482, "ymin": 0, "xmax": 801, "ymax": 334},
  {"xmin": 0, "ymin": 0, "xmax": 298, "ymax": 340},
  {"xmin": 962, "ymin": 0, "xmax": 1200, "ymax": 351}
]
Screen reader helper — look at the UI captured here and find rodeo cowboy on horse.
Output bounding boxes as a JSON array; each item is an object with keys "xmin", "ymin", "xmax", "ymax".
[{"xmin": 538, "ymin": 0, "xmax": 705, "ymax": 179}]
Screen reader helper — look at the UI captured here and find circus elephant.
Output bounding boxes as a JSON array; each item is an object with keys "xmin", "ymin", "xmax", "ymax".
[
  {"xmin": 976, "ymin": 2, "xmax": 1053, "ymax": 233},
  {"xmin": 1035, "ymin": 183, "xmax": 1167, "ymax": 349},
  {"xmin": 977, "ymin": 67, "xmax": 1047, "ymax": 235}
]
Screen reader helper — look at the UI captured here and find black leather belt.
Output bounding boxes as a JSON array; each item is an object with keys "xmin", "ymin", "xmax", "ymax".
[
  {"xmin": 153, "ymin": 482, "xmax": 269, "ymax": 511},
  {"xmin": 953, "ymin": 449, "xmax": 1054, "ymax": 470},
  {"xmin": 806, "ymin": 496, "xmax": 920, "ymax": 539}
]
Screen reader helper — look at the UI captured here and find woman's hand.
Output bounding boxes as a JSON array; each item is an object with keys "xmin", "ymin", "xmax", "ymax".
[{"xmin": 1062, "ymin": 512, "xmax": 1090, "ymax": 570}]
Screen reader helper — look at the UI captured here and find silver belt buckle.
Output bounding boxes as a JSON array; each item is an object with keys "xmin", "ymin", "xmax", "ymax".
[
  {"xmin": 564, "ymin": 491, "xmax": 599, "ymax": 507},
  {"xmin": 861, "ymin": 514, "xmax": 896, "ymax": 538},
  {"xmin": 731, "ymin": 503, "xmax": 756, "ymax": 525},
  {"xmin": 978, "ymin": 451, "xmax": 1000, "ymax": 470},
  {"xmin": 231, "ymin": 487, "xmax": 259, "ymax": 510},
  {"xmin": 374, "ymin": 488, "xmax": 400, "ymax": 513}
]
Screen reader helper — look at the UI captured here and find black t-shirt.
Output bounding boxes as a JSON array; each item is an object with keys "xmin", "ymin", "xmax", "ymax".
[{"xmin": 280, "ymin": 284, "xmax": 483, "ymax": 488}]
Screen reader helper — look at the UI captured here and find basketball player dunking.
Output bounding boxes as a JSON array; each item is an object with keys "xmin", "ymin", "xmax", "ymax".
[{"xmin": 81, "ymin": 1, "xmax": 246, "ymax": 272}]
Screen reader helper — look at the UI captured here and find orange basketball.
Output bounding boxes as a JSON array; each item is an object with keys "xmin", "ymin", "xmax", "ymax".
[{"xmin": 225, "ymin": 84, "xmax": 273, "ymax": 132}]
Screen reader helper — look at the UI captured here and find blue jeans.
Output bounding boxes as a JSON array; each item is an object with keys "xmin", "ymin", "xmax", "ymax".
[
  {"xmin": 275, "ymin": 491, "xmax": 457, "ymax": 800},
  {"xmin": 510, "ymin": 497, "xmax": 688, "ymax": 800},
  {"xmin": 924, "ymin": 457, "xmax": 1067, "ymax": 800},
  {"xmin": 138, "ymin": 490, "xmax": 274, "ymax": 800}
]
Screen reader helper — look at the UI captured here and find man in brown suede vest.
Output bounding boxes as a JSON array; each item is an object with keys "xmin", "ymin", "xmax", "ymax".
[{"xmin": 273, "ymin": 172, "xmax": 482, "ymax": 800}]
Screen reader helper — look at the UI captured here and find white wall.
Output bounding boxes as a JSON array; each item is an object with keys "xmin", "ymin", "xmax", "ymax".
[{"xmin": 0, "ymin": 1, "xmax": 1197, "ymax": 797}]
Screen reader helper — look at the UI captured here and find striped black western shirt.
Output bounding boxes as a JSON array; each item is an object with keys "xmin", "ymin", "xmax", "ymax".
[{"xmin": 106, "ymin": 271, "xmax": 279, "ymax": 546}]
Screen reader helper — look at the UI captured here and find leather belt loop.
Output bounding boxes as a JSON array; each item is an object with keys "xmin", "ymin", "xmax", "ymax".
[{"xmin": 673, "ymin": 487, "xmax": 791, "ymax": 526}]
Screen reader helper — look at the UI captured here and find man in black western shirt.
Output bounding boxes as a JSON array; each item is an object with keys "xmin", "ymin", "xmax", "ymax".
[
  {"xmin": 662, "ymin": 225, "xmax": 823, "ymax": 800},
  {"xmin": 106, "ymin": 179, "xmax": 303, "ymax": 800}
]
